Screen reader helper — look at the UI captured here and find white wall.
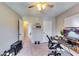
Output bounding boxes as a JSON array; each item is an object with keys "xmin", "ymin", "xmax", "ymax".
[
  {"xmin": 56, "ymin": 3, "xmax": 79, "ymax": 35},
  {"xmin": 64, "ymin": 13, "xmax": 79, "ymax": 27},
  {"xmin": 42, "ymin": 17, "xmax": 56, "ymax": 43},
  {"xmin": 26, "ymin": 16, "xmax": 56, "ymax": 43},
  {"xmin": 0, "ymin": 3, "xmax": 20, "ymax": 54}
]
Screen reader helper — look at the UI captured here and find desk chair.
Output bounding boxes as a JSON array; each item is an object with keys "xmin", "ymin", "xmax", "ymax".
[{"xmin": 46, "ymin": 35, "xmax": 62, "ymax": 56}]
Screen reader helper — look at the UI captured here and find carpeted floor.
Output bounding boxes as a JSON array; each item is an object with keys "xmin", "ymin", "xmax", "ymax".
[{"xmin": 17, "ymin": 37, "xmax": 72, "ymax": 56}]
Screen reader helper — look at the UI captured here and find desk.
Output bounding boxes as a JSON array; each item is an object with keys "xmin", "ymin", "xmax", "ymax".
[
  {"xmin": 56, "ymin": 39, "xmax": 79, "ymax": 56},
  {"xmin": 61, "ymin": 44, "xmax": 79, "ymax": 56},
  {"xmin": 71, "ymin": 40, "xmax": 79, "ymax": 45}
]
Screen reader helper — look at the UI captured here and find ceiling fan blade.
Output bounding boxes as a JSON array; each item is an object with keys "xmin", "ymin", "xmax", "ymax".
[
  {"xmin": 47, "ymin": 4, "xmax": 54, "ymax": 8},
  {"xmin": 28, "ymin": 5, "xmax": 34, "ymax": 8},
  {"xmin": 49, "ymin": 5, "xmax": 54, "ymax": 7}
]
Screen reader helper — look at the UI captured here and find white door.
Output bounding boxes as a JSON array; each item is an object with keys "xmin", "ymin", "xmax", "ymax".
[{"xmin": 18, "ymin": 19, "xmax": 24, "ymax": 40}]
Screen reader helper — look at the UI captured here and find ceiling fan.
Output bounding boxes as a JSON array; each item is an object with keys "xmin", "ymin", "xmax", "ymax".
[{"xmin": 28, "ymin": 2, "xmax": 54, "ymax": 11}]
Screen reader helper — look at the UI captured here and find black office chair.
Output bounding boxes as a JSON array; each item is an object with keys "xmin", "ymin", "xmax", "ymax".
[{"xmin": 46, "ymin": 35, "xmax": 62, "ymax": 56}]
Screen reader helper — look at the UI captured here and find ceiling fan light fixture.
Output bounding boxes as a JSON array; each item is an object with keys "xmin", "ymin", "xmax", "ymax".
[
  {"xmin": 36, "ymin": 2, "xmax": 47, "ymax": 11},
  {"xmin": 28, "ymin": 2, "xmax": 54, "ymax": 11},
  {"xmin": 42, "ymin": 4, "xmax": 46, "ymax": 10},
  {"xmin": 36, "ymin": 3, "xmax": 42, "ymax": 11}
]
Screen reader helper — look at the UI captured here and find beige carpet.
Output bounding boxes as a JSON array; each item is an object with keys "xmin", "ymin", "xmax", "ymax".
[
  {"xmin": 31, "ymin": 43, "xmax": 48, "ymax": 56},
  {"xmin": 17, "ymin": 36, "xmax": 49, "ymax": 56},
  {"xmin": 17, "ymin": 37, "xmax": 72, "ymax": 56}
]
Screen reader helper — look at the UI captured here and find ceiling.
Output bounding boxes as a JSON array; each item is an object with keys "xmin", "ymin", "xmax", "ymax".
[{"xmin": 5, "ymin": 2, "xmax": 78, "ymax": 17}]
